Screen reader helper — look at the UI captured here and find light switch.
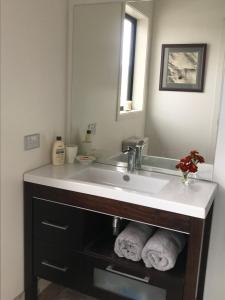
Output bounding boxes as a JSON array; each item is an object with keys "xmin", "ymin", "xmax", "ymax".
[{"xmin": 24, "ymin": 134, "xmax": 40, "ymax": 150}]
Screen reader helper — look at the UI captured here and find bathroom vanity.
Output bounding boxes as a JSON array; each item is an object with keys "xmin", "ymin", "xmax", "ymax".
[{"xmin": 24, "ymin": 163, "xmax": 216, "ymax": 300}]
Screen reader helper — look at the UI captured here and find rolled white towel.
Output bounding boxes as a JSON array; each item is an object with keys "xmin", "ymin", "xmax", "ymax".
[
  {"xmin": 141, "ymin": 229, "xmax": 186, "ymax": 271},
  {"xmin": 114, "ymin": 222, "xmax": 155, "ymax": 262}
]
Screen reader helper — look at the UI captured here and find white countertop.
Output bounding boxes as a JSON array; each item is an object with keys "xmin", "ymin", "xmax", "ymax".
[{"xmin": 24, "ymin": 163, "xmax": 217, "ymax": 219}]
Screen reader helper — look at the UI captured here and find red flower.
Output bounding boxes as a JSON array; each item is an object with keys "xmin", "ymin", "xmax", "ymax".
[
  {"xmin": 184, "ymin": 155, "xmax": 192, "ymax": 163},
  {"xmin": 180, "ymin": 164, "xmax": 189, "ymax": 172},
  {"xmin": 176, "ymin": 150, "xmax": 205, "ymax": 175},
  {"xmin": 180, "ymin": 156, "xmax": 192, "ymax": 164},
  {"xmin": 195, "ymin": 155, "xmax": 205, "ymax": 163},
  {"xmin": 190, "ymin": 150, "xmax": 199, "ymax": 156},
  {"xmin": 188, "ymin": 163, "xmax": 198, "ymax": 173}
]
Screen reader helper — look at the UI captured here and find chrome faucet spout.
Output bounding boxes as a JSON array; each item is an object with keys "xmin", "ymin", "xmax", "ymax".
[
  {"xmin": 135, "ymin": 141, "xmax": 145, "ymax": 170},
  {"xmin": 123, "ymin": 146, "xmax": 136, "ymax": 173}
]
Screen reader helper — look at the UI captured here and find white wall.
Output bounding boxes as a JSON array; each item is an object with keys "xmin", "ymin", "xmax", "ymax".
[
  {"xmin": 204, "ymin": 36, "xmax": 225, "ymax": 299},
  {"xmin": 0, "ymin": 1, "xmax": 68, "ymax": 299},
  {"xmin": 70, "ymin": 1, "xmax": 153, "ymax": 157},
  {"xmin": 145, "ymin": 0, "xmax": 225, "ymax": 163},
  {"xmin": 0, "ymin": 1, "xmax": 224, "ymax": 300}
]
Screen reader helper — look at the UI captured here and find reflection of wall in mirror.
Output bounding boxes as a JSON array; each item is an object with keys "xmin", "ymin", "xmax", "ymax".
[
  {"xmin": 71, "ymin": 1, "xmax": 152, "ymax": 157},
  {"xmin": 145, "ymin": 0, "xmax": 225, "ymax": 163}
]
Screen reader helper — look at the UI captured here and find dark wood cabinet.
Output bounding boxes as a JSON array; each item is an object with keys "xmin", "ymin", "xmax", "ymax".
[
  {"xmin": 33, "ymin": 197, "xmax": 104, "ymax": 251},
  {"xmin": 34, "ymin": 240, "xmax": 82, "ymax": 288},
  {"xmin": 24, "ymin": 182, "xmax": 213, "ymax": 300}
]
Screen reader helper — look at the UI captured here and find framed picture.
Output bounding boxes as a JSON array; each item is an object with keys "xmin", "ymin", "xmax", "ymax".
[{"xmin": 159, "ymin": 44, "xmax": 207, "ymax": 92}]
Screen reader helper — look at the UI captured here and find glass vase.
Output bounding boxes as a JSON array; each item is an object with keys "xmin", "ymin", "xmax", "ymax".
[{"xmin": 182, "ymin": 172, "xmax": 190, "ymax": 185}]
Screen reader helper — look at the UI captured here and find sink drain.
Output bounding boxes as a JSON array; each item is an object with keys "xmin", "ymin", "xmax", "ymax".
[{"xmin": 123, "ymin": 174, "xmax": 130, "ymax": 182}]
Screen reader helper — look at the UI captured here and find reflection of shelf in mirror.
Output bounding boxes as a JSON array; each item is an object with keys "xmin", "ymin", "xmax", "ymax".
[{"xmin": 96, "ymin": 153, "xmax": 214, "ymax": 181}]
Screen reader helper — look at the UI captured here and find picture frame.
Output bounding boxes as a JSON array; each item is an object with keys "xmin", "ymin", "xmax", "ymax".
[{"xmin": 159, "ymin": 44, "xmax": 207, "ymax": 92}]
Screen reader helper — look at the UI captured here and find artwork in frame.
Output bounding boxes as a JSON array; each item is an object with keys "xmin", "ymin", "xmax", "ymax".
[{"xmin": 159, "ymin": 44, "xmax": 207, "ymax": 92}]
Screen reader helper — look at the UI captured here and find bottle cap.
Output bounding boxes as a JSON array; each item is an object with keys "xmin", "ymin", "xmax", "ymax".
[{"xmin": 56, "ymin": 136, "xmax": 62, "ymax": 141}]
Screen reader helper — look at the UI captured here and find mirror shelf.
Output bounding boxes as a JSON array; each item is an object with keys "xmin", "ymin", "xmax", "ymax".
[{"xmin": 96, "ymin": 153, "xmax": 213, "ymax": 181}]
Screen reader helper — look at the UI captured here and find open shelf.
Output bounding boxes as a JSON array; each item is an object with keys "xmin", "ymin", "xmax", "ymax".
[{"xmin": 84, "ymin": 235, "xmax": 187, "ymax": 290}]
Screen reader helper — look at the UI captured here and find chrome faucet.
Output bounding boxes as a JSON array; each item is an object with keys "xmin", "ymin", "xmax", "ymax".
[
  {"xmin": 123, "ymin": 146, "xmax": 136, "ymax": 173},
  {"xmin": 135, "ymin": 140, "xmax": 145, "ymax": 170}
]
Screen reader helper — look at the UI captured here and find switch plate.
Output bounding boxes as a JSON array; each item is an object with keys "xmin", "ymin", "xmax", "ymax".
[{"xmin": 24, "ymin": 134, "xmax": 40, "ymax": 150}]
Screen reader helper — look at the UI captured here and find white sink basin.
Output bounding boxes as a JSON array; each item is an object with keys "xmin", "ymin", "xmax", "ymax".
[
  {"xmin": 24, "ymin": 163, "xmax": 217, "ymax": 218},
  {"xmin": 70, "ymin": 166, "xmax": 169, "ymax": 194}
]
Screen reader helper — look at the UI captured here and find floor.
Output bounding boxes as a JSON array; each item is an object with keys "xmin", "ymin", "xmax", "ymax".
[{"xmin": 39, "ymin": 284, "xmax": 97, "ymax": 300}]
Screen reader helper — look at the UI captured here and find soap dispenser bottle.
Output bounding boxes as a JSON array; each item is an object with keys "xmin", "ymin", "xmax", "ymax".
[
  {"xmin": 52, "ymin": 136, "xmax": 65, "ymax": 166},
  {"xmin": 80, "ymin": 129, "xmax": 92, "ymax": 155},
  {"xmin": 85, "ymin": 130, "xmax": 92, "ymax": 142}
]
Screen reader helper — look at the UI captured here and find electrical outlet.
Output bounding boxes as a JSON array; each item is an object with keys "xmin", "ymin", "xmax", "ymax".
[
  {"xmin": 24, "ymin": 133, "xmax": 40, "ymax": 150},
  {"xmin": 88, "ymin": 123, "xmax": 97, "ymax": 135}
]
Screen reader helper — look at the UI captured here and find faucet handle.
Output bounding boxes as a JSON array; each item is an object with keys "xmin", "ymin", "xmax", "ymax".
[
  {"xmin": 123, "ymin": 145, "xmax": 136, "ymax": 154},
  {"xmin": 136, "ymin": 140, "xmax": 145, "ymax": 148}
]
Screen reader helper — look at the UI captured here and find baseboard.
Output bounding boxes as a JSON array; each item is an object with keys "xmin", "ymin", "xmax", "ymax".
[
  {"xmin": 14, "ymin": 292, "xmax": 24, "ymax": 300},
  {"xmin": 13, "ymin": 279, "xmax": 51, "ymax": 300},
  {"xmin": 39, "ymin": 279, "xmax": 51, "ymax": 294}
]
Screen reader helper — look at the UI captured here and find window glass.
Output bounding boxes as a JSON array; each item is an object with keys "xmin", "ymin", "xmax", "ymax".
[{"xmin": 120, "ymin": 15, "xmax": 137, "ymax": 111}]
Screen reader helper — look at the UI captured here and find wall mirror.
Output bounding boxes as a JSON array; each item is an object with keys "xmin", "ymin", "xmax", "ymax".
[{"xmin": 67, "ymin": 0, "xmax": 225, "ymax": 181}]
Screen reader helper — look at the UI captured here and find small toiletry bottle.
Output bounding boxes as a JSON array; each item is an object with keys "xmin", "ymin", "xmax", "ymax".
[
  {"xmin": 85, "ymin": 130, "xmax": 92, "ymax": 142},
  {"xmin": 52, "ymin": 136, "xmax": 65, "ymax": 166}
]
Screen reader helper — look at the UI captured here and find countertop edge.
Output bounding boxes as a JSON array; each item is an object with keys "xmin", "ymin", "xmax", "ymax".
[{"xmin": 24, "ymin": 172, "xmax": 216, "ymax": 220}]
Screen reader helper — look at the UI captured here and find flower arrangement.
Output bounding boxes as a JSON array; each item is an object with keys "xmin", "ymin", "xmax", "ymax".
[{"xmin": 176, "ymin": 150, "xmax": 205, "ymax": 184}]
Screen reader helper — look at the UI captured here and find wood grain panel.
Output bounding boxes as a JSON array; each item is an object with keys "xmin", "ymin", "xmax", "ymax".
[
  {"xmin": 30, "ymin": 183, "xmax": 191, "ymax": 233},
  {"xmin": 24, "ymin": 182, "xmax": 214, "ymax": 300}
]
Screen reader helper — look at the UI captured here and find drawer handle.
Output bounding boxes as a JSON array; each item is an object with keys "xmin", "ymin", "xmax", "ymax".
[
  {"xmin": 41, "ymin": 221, "xmax": 69, "ymax": 231},
  {"xmin": 105, "ymin": 265, "xmax": 150, "ymax": 283},
  {"xmin": 41, "ymin": 260, "xmax": 68, "ymax": 272}
]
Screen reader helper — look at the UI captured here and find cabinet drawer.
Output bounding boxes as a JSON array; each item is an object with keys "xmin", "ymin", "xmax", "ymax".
[
  {"xmin": 34, "ymin": 240, "xmax": 84, "ymax": 289},
  {"xmin": 33, "ymin": 198, "xmax": 103, "ymax": 250},
  {"xmin": 84, "ymin": 258, "xmax": 167, "ymax": 300}
]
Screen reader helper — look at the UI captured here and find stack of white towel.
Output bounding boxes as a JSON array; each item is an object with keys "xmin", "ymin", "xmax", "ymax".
[{"xmin": 114, "ymin": 222, "xmax": 186, "ymax": 271}]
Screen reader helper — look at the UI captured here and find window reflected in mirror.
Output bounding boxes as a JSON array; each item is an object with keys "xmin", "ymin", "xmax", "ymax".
[
  {"xmin": 120, "ymin": 14, "xmax": 137, "ymax": 111},
  {"xmin": 119, "ymin": 4, "xmax": 149, "ymax": 116}
]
